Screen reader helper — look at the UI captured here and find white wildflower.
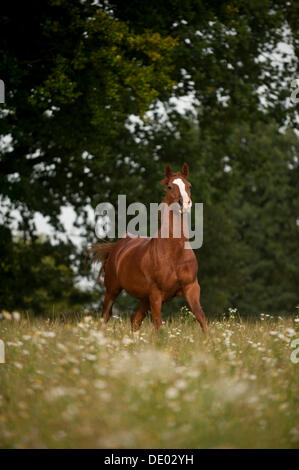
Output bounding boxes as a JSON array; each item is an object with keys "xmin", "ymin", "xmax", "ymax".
[
  {"xmin": 12, "ymin": 311, "xmax": 21, "ymax": 321},
  {"xmin": 94, "ymin": 379, "xmax": 107, "ymax": 390},
  {"xmin": 165, "ymin": 387, "xmax": 179, "ymax": 399},
  {"xmin": 52, "ymin": 430, "xmax": 67, "ymax": 441},
  {"xmin": 40, "ymin": 331, "xmax": 56, "ymax": 338},
  {"xmin": 2, "ymin": 310, "xmax": 11, "ymax": 320},
  {"xmin": 22, "ymin": 335, "xmax": 31, "ymax": 341},
  {"xmin": 90, "ymin": 331, "xmax": 107, "ymax": 345},
  {"xmin": 83, "ymin": 315, "xmax": 93, "ymax": 323},
  {"xmin": 174, "ymin": 379, "xmax": 187, "ymax": 390},
  {"xmin": 248, "ymin": 374, "xmax": 257, "ymax": 381},
  {"xmin": 187, "ymin": 369, "xmax": 200, "ymax": 378},
  {"xmin": 122, "ymin": 336, "xmax": 134, "ymax": 346},
  {"xmin": 45, "ymin": 386, "xmax": 67, "ymax": 401},
  {"xmin": 84, "ymin": 353, "xmax": 97, "ymax": 361},
  {"xmin": 14, "ymin": 362, "xmax": 23, "ymax": 369}
]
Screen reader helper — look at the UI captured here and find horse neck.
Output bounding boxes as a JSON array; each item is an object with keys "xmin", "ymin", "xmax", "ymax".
[{"xmin": 157, "ymin": 201, "xmax": 189, "ymax": 251}]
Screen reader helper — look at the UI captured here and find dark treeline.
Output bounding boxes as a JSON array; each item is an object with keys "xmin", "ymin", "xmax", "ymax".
[{"xmin": 0, "ymin": 0, "xmax": 298, "ymax": 315}]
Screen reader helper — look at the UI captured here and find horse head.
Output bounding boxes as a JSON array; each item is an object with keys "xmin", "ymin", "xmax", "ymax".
[{"xmin": 160, "ymin": 163, "xmax": 192, "ymax": 214}]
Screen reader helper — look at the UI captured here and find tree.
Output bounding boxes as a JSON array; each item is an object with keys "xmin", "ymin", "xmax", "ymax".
[
  {"xmin": 0, "ymin": 227, "xmax": 94, "ymax": 314},
  {"xmin": 0, "ymin": 0, "xmax": 176, "ymax": 231}
]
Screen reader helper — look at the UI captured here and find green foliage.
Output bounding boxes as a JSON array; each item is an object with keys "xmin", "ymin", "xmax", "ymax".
[{"xmin": 0, "ymin": 228, "xmax": 94, "ymax": 313}]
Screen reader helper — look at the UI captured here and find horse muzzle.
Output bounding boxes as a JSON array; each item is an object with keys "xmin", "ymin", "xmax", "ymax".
[{"xmin": 179, "ymin": 197, "xmax": 192, "ymax": 214}]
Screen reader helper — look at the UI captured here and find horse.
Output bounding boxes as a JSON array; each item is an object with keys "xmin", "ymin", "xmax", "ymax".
[{"xmin": 89, "ymin": 163, "xmax": 207, "ymax": 333}]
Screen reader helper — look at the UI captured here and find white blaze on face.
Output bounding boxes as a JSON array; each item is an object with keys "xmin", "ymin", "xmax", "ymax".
[{"xmin": 173, "ymin": 178, "xmax": 192, "ymax": 213}]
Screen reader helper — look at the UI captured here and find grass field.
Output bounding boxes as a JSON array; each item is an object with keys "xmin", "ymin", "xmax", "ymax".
[{"xmin": 0, "ymin": 309, "xmax": 298, "ymax": 449}]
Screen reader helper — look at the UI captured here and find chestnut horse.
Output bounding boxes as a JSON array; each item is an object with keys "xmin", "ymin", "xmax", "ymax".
[{"xmin": 89, "ymin": 163, "xmax": 207, "ymax": 333}]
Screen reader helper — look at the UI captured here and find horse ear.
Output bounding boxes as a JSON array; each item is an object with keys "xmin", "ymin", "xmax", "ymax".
[
  {"xmin": 160, "ymin": 164, "xmax": 172, "ymax": 186},
  {"xmin": 164, "ymin": 164, "xmax": 173, "ymax": 179},
  {"xmin": 181, "ymin": 162, "xmax": 189, "ymax": 178}
]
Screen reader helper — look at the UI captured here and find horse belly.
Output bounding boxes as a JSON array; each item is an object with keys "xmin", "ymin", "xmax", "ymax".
[
  {"xmin": 119, "ymin": 265, "xmax": 149, "ymax": 299},
  {"xmin": 115, "ymin": 240, "xmax": 151, "ymax": 299}
]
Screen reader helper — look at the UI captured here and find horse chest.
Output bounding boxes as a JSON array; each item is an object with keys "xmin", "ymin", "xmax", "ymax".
[{"xmin": 154, "ymin": 256, "xmax": 196, "ymax": 294}]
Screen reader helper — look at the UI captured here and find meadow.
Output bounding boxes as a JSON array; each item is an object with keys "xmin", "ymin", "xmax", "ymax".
[{"xmin": 0, "ymin": 309, "xmax": 298, "ymax": 449}]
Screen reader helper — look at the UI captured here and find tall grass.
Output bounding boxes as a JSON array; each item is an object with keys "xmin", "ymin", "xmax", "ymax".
[{"xmin": 0, "ymin": 309, "xmax": 298, "ymax": 448}]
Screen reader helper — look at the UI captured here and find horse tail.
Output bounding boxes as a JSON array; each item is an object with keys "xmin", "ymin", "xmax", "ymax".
[{"xmin": 87, "ymin": 241, "xmax": 116, "ymax": 282}]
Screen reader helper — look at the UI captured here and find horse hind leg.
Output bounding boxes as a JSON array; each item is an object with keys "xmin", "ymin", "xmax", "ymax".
[
  {"xmin": 149, "ymin": 289, "xmax": 163, "ymax": 331},
  {"xmin": 131, "ymin": 299, "xmax": 149, "ymax": 332},
  {"xmin": 101, "ymin": 289, "xmax": 121, "ymax": 323}
]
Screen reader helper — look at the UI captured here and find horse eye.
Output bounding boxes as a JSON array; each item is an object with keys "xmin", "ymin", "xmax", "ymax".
[{"xmin": 168, "ymin": 185, "xmax": 172, "ymax": 190}]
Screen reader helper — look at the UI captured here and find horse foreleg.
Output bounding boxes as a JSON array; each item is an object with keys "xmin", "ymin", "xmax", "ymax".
[
  {"xmin": 131, "ymin": 299, "xmax": 149, "ymax": 332},
  {"xmin": 183, "ymin": 283, "xmax": 207, "ymax": 333},
  {"xmin": 149, "ymin": 290, "xmax": 163, "ymax": 331}
]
